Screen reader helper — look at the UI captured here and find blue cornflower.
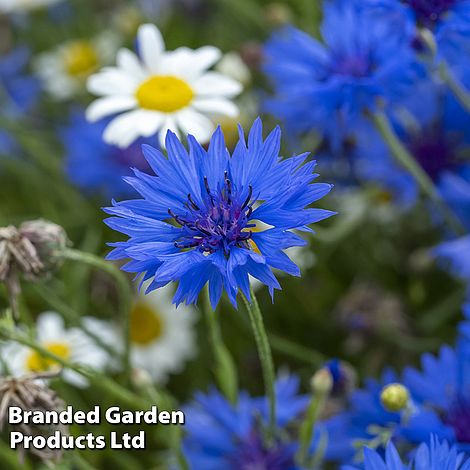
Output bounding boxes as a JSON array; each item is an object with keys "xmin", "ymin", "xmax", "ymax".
[
  {"xmin": 358, "ymin": 80, "xmax": 470, "ymax": 219},
  {"xmin": 434, "ymin": 235, "xmax": 470, "ymax": 280},
  {"xmin": 403, "ymin": 345, "xmax": 470, "ymax": 452},
  {"xmin": 318, "ymin": 366, "xmax": 456, "ymax": 463},
  {"xmin": 104, "ymin": 119, "xmax": 334, "ymax": 307},
  {"xmin": 365, "ymin": 0, "xmax": 470, "ymax": 61},
  {"xmin": 183, "ymin": 375, "xmax": 308, "ymax": 470},
  {"xmin": 343, "ymin": 437, "xmax": 470, "ymax": 470},
  {"xmin": 318, "ymin": 370, "xmax": 403, "ymax": 462},
  {"xmin": 263, "ymin": 0, "xmax": 422, "ymax": 145},
  {"xmin": 0, "ymin": 47, "xmax": 40, "ymax": 117},
  {"xmin": 61, "ymin": 111, "xmax": 153, "ymax": 197}
]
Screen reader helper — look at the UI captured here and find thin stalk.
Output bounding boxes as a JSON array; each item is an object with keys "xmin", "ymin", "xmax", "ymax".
[
  {"xmin": 268, "ymin": 333, "xmax": 325, "ymax": 367},
  {"xmin": 440, "ymin": 61, "xmax": 470, "ymax": 113},
  {"xmin": 297, "ymin": 389, "xmax": 328, "ymax": 466},
  {"xmin": 202, "ymin": 288, "xmax": 238, "ymax": 404},
  {"xmin": 370, "ymin": 111, "xmax": 464, "ymax": 235},
  {"xmin": 241, "ymin": 287, "xmax": 276, "ymax": 436},
  {"xmin": 60, "ymin": 249, "xmax": 132, "ymax": 381}
]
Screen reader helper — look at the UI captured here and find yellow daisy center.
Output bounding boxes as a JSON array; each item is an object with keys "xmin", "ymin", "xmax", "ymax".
[
  {"xmin": 26, "ymin": 342, "xmax": 71, "ymax": 373},
  {"xmin": 136, "ymin": 75, "xmax": 194, "ymax": 112},
  {"xmin": 130, "ymin": 302, "xmax": 164, "ymax": 346},
  {"xmin": 64, "ymin": 41, "xmax": 99, "ymax": 77},
  {"xmin": 245, "ymin": 219, "xmax": 268, "ymax": 255}
]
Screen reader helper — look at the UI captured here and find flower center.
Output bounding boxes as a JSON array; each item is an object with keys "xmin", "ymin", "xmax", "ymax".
[
  {"xmin": 404, "ymin": 0, "xmax": 457, "ymax": 28},
  {"xmin": 332, "ymin": 54, "xmax": 373, "ymax": 78},
  {"xmin": 64, "ymin": 41, "xmax": 99, "ymax": 77},
  {"xmin": 130, "ymin": 302, "xmax": 164, "ymax": 345},
  {"xmin": 445, "ymin": 397, "xmax": 470, "ymax": 443},
  {"xmin": 26, "ymin": 342, "xmax": 71, "ymax": 373},
  {"xmin": 136, "ymin": 75, "xmax": 194, "ymax": 112},
  {"xmin": 170, "ymin": 173, "xmax": 256, "ymax": 256},
  {"xmin": 230, "ymin": 431, "xmax": 296, "ymax": 470},
  {"xmin": 406, "ymin": 126, "xmax": 459, "ymax": 181}
]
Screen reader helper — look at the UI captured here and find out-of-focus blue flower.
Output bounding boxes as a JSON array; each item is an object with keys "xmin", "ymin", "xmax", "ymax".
[
  {"xmin": 403, "ymin": 345, "xmax": 470, "ymax": 452},
  {"xmin": 343, "ymin": 437, "xmax": 470, "ymax": 470},
  {"xmin": 263, "ymin": 0, "xmax": 422, "ymax": 145},
  {"xmin": 318, "ymin": 370, "xmax": 403, "ymax": 462},
  {"xmin": 0, "ymin": 46, "xmax": 40, "ymax": 117},
  {"xmin": 358, "ymin": 80, "xmax": 470, "ymax": 219},
  {"xmin": 318, "ymin": 363, "xmax": 459, "ymax": 463},
  {"xmin": 183, "ymin": 375, "xmax": 308, "ymax": 470},
  {"xmin": 0, "ymin": 130, "xmax": 17, "ymax": 156},
  {"xmin": 434, "ymin": 235, "xmax": 470, "ymax": 281},
  {"xmin": 61, "ymin": 111, "xmax": 152, "ymax": 197},
  {"xmin": 0, "ymin": 47, "xmax": 39, "ymax": 159},
  {"xmin": 104, "ymin": 119, "xmax": 335, "ymax": 308},
  {"xmin": 461, "ymin": 304, "xmax": 470, "ymax": 340},
  {"xmin": 365, "ymin": 0, "xmax": 470, "ymax": 61}
]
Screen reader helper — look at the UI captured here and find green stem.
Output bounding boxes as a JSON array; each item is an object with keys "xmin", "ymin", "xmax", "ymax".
[
  {"xmin": 202, "ymin": 288, "xmax": 238, "ymax": 404},
  {"xmin": 241, "ymin": 287, "xmax": 276, "ymax": 436},
  {"xmin": 297, "ymin": 389, "xmax": 328, "ymax": 465},
  {"xmin": 269, "ymin": 333, "xmax": 325, "ymax": 367},
  {"xmin": 440, "ymin": 61, "xmax": 470, "ymax": 114},
  {"xmin": 61, "ymin": 248, "xmax": 133, "ymax": 381},
  {"xmin": 370, "ymin": 111, "xmax": 464, "ymax": 235}
]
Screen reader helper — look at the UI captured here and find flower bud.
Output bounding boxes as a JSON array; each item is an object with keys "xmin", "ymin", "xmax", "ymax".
[
  {"xmin": 380, "ymin": 383, "xmax": 410, "ymax": 412},
  {"xmin": 310, "ymin": 368, "xmax": 333, "ymax": 395}
]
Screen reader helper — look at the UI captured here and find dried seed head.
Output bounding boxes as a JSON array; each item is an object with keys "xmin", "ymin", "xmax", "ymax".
[
  {"xmin": 19, "ymin": 219, "xmax": 68, "ymax": 273},
  {"xmin": 0, "ymin": 372, "xmax": 67, "ymax": 464},
  {"xmin": 0, "ymin": 220, "xmax": 69, "ymax": 318}
]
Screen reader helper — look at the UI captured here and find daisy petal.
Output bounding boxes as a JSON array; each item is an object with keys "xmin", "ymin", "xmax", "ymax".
[
  {"xmin": 116, "ymin": 48, "xmax": 147, "ymax": 80},
  {"xmin": 87, "ymin": 69, "xmax": 138, "ymax": 96},
  {"xmin": 138, "ymin": 23, "xmax": 165, "ymax": 73},
  {"xmin": 104, "ymin": 110, "xmax": 163, "ymax": 148},
  {"xmin": 176, "ymin": 108, "xmax": 214, "ymax": 144},
  {"xmin": 186, "ymin": 46, "xmax": 222, "ymax": 78},
  {"xmin": 192, "ymin": 97, "xmax": 239, "ymax": 117},
  {"xmin": 86, "ymin": 96, "xmax": 137, "ymax": 122},
  {"xmin": 193, "ymin": 72, "xmax": 242, "ymax": 97},
  {"xmin": 158, "ymin": 116, "xmax": 179, "ymax": 149}
]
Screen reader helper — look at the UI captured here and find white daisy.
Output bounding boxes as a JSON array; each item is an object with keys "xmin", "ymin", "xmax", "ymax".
[
  {"xmin": 35, "ymin": 31, "xmax": 119, "ymax": 100},
  {"xmin": 2, "ymin": 312, "xmax": 113, "ymax": 388},
  {"xmin": 127, "ymin": 284, "xmax": 197, "ymax": 384},
  {"xmin": 0, "ymin": 0, "xmax": 63, "ymax": 13},
  {"xmin": 86, "ymin": 23, "xmax": 242, "ymax": 148}
]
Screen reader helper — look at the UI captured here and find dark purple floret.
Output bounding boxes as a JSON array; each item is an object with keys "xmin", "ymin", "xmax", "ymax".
[
  {"xmin": 404, "ymin": 0, "xmax": 458, "ymax": 28},
  {"xmin": 331, "ymin": 55, "xmax": 374, "ymax": 78},
  {"xmin": 445, "ymin": 396, "xmax": 470, "ymax": 443},
  {"xmin": 170, "ymin": 173, "xmax": 255, "ymax": 255},
  {"xmin": 229, "ymin": 431, "xmax": 297, "ymax": 470}
]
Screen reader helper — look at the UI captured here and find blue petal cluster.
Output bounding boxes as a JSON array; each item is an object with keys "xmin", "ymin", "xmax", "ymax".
[
  {"xmin": 358, "ymin": 81, "xmax": 470, "ymax": 214},
  {"xmin": 0, "ymin": 47, "xmax": 40, "ymax": 117},
  {"xmin": 263, "ymin": 0, "xmax": 422, "ymax": 145},
  {"xmin": 0, "ymin": 47, "xmax": 40, "ymax": 156},
  {"xmin": 343, "ymin": 437, "xmax": 470, "ymax": 470},
  {"xmin": 183, "ymin": 375, "xmax": 309, "ymax": 469},
  {"xmin": 322, "ymin": 344, "xmax": 470, "ymax": 463},
  {"xmin": 104, "ymin": 119, "xmax": 334, "ymax": 307},
  {"xmin": 366, "ymin": 0, "xmax": 470, "ymax": 61},
  {"xmin": 61, "ymin": 111, "xmax": 153, "ymax": 197}
]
